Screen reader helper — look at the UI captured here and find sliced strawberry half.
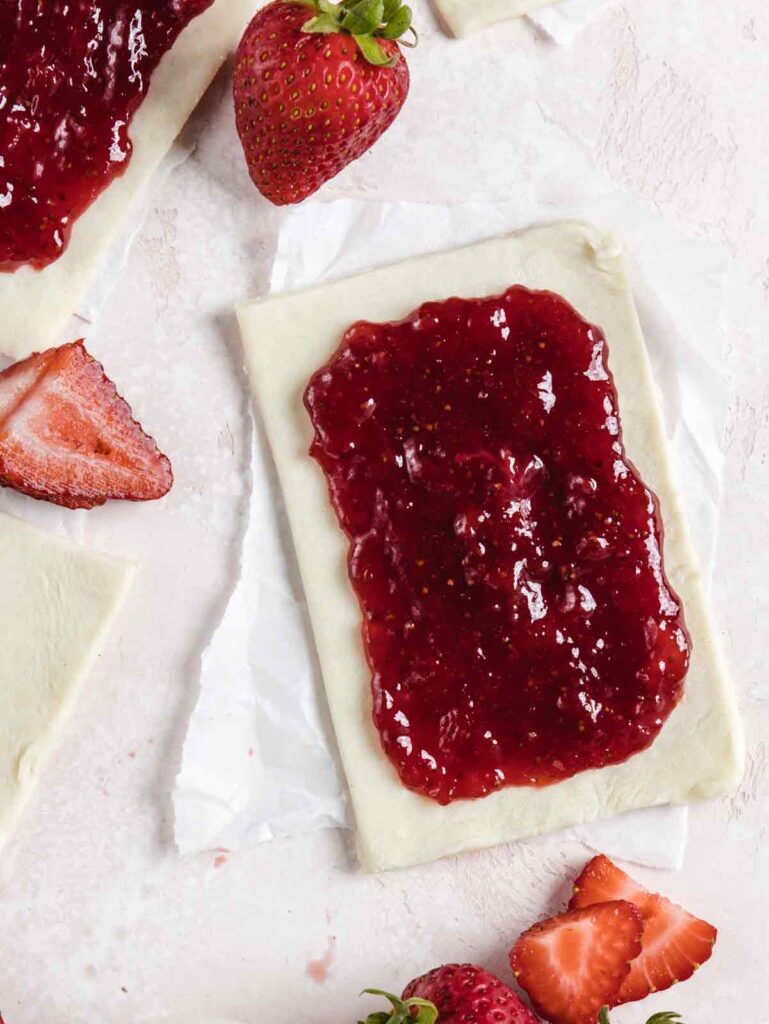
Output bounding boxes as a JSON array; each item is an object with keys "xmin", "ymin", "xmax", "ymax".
[
  {"xmin": 0, "ymin": 341, "xmax": 173, "ymax": 509},
  {"xmin": 569, "ymin": 854, "xmax": 717, "ymax": 1005},
  {"xmin": 510, "ymin": 901, "xmax": 643, "ymax": 1024},
  {"xmin": 571, "ymin": 854, "xmax": 654, "ymax": 914}
]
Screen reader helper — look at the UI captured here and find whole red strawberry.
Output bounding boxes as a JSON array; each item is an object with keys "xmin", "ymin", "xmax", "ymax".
[
  {"xmin": 233, "ymin": 0, "xmax": 413, "ymax": 205},
  {"xmin": 403, "ymin": 964, "xmax": 541, "ymax": 1024},
  {"xmin": 361, "ymin": 964, "xmax": 540, "ymax": 1024}
]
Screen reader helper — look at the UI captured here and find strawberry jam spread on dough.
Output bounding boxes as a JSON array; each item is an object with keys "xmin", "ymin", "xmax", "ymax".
[
  {"xmin": 0, "ymin": 0, "xmax": 213, "ymax": 271},
  {"xmin": 305, "ymin": 287, "xmax": 691, "ymax": 805}
]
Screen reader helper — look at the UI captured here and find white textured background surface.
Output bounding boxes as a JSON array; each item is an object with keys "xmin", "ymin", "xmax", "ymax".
[{"xmin": 0, "ymin": 1, "xmax": 767, "ymax": 1021}]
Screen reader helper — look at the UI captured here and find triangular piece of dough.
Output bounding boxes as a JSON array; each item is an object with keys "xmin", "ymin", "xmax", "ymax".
[{"xmin": 0, "ymin": 512, "xmax": 134, "ymax": 847}]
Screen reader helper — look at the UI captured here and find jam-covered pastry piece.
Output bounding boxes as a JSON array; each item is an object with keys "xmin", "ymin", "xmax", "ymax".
[
  {"xmin": 305, "ymin": 287, "xmax": 690, "ymax": 804},
  {"xmin": 0, "ymin": 0, "xmax": 214, "ymax": 271}
]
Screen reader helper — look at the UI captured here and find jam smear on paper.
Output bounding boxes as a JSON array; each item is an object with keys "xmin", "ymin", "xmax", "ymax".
[
  {"xmin": 0, "ymin": 0, "xmax": 214, "ymax": 271},
  {"xmin": 305, "ymin": 287, "xmax": 690, "ymax": 805}
]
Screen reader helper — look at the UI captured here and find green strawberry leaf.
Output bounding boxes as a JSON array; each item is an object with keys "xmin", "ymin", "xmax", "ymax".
[
  {"xmin": 361, "ymin": 989, "xmax": 440, "ymax": 1024},
  {"xmin": 301, "ymin": 11, "xmax": 342, "ymax": 32},
  {"xmin": 405, "ymin": 997, "xmax": 439, "ymax": 1024},
  {"xmin": 597, "ymin": 1009, "xmax": 684, "ymax": 1024},
  {"xmin": 301, "ymin": 0, "xmax": 416, "ymax": 63},
  {"xmin": 342, "ymin": 0, "xmax": 384, "ymax": 34},
  {"xmin": 353, "ymin": 31, "xmax": 397, "ymax": 65},
  {"xmin": 380, "ymin": 4, "xmax": 411, "ymax": 38}
]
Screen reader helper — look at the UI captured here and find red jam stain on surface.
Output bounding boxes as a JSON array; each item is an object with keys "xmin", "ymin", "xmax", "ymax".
[
  {"xmin": 213, "ymin": 846, "xmax": 230, "ymax": 869},
  {"xmin": 306, "ymin": 935, "xmax": 336, "ymax": 984},
  {"xmin": 305, "ymin": 287, "xmax": 691, "ymax": 805},
  {"xmin": 0, "ymin": 0, "xmax": 214, "ymax": 271}
]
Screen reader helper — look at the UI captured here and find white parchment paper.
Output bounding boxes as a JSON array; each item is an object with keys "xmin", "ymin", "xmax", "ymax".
[
  {"xmin": 77, "ymin": 142, "xmax": 194, "ymax": 326},
  {"xmin": 174, "ymin": 193, "xmax": 728, "ymax": 871}
]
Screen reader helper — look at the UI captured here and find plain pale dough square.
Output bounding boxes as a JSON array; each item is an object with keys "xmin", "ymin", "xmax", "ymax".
[
  {"xmin": 238, "ymin": 221, "xmax": 744, "ymax": 872},
  {"xmin": 0, "ymin": 0, "xmax": 254, "ymax": 361},
  {"xmin": 434, "ymin": 0, "xmax": 559, "ymax": 36},
  {"xmin": 0, "ymin": 512, "xmax": 134, "ymax": 849}
]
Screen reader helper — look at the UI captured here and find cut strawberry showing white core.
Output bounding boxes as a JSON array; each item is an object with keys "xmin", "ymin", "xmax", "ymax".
[
  {"xmin": 510, "ymin": 902, "xmax": 644, "ymax": 1024},
  {"xmin": 569, "ymin": 855, "xmax": 717, "ymax": 1005},
  {"xmin": 0, "ymin": 340, "xmax": 173, "ymax": 509}
]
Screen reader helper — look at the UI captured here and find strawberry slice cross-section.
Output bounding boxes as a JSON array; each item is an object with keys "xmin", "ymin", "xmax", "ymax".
[
  {"xmin": 569, "ymin": 854, "xmax": 718, "ymax": 1005},
  {"xmin": 0, "ymin": 340, "xmax": 173, "ymax": 509},
  {"xmin": 510, "ymin": 901, "xmax": 644, "ymax": 1024}
]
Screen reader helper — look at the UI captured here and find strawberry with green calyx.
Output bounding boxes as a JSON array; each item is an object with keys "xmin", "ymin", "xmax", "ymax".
[
  {"xmin": 361, "ymin": 973, "xmax": 684, "ymax": 1024},
  {"xmin": 233, "ymin": 0, "xmax": 413, "ymax": 206},
  {"xmin": 362, "ymin": 965, "xmax": 540, "ymax": 1024}
]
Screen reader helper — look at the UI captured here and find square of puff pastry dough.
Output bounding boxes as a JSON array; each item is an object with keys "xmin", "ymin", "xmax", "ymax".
[
  {"xmin": 238, "ymin": 221, "xmax": 744, "ymax": 873},
  {"xmin": 434, "ymin": 0, "xmax": 558, "ymax": 37},
  {"xmin": 0, "ymin": 0, "xmax": 254, "ymax": 361},
  {"xmin": 0, "ymin": 512, "xmax": 134, "ymax": 849}
]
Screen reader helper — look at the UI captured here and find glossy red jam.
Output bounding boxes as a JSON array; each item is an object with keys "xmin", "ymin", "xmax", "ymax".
[
  {"xmin": 305, "ymin": 287, "xmax": 690, "ymax": 804},
  {"xmin": 0, "ymin": 0, "xmax": 213, "ymax": 271}
]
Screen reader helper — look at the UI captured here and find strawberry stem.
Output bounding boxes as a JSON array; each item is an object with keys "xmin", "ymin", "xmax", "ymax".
[
  {"xmin": 300, "ymin": 0, "xmax": 415, "ymax": 65},
  {"xmin": 360, "ymin": 989, "xmax": 439, "ymax": 1024},
  {"xmin": 598, "ymin": 1008, "xmax": 684, "ymax": 1024}
]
